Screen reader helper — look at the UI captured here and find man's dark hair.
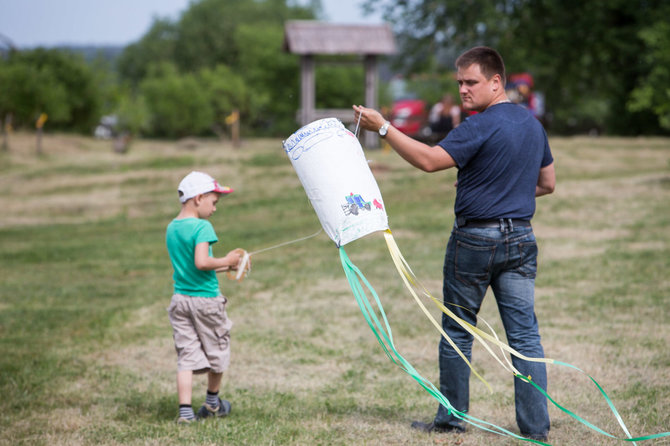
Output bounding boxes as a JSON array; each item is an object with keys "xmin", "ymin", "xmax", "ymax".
[{"xmin": 455, "ymin": 46, "xmax": 506, "ymax": 87}]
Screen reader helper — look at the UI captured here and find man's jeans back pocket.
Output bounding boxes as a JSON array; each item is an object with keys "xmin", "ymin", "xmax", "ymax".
[
  {"xmin": 515, "ymin": 241, "xmax": 538, "ymax": 279},
  {"xmin": 454, "ymin": 240, "xmax": 495, "ymax": 286}
]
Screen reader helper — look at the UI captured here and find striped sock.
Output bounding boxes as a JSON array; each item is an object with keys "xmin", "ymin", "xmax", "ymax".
[
  {"xmin": 179, "ymin": 404, "xmax": 195, "ymax": 420},
  {"xmin": 205, "ymin": 390, "xmax": 219, "ymax": 408}
]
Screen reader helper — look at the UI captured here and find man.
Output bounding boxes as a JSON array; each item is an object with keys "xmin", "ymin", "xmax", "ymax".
[{"xmin": 352, "ymin": 46, "xmax": 555, "ymax": 442}]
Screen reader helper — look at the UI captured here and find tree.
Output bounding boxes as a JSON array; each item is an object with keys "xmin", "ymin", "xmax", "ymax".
[
  {"xmin": 197, "ymin": 64, "xmax": 253, "ymax": 136},
  {"xmin": 0, "ymin": 63, "xmax": 67, "ymax": 126},
  {"xmin": 172, "ymin": 0, "xmax": 314, "ymax": 72},
  {"xmin": 314, "ymin": 61, "xmax": 365, "ymax": 110},
  {"xmin": 233, "ymin": 22, "xmax": 299, "ymax": 135},
  {"xmin": 114, "ymin": 88, "xmax": 150, "ymax": 137},
  {"xmin": 501, "ymin": 0, "xmax": 664, "ymax": 135},
  {"xmin": 140, "ymin": 63, "xmax": 213, "ymax": 138},
  {"xmin": 116, "ymin": 0, "xmax": 319, "ymax": 136},
  {"xmin": 627, "ymin": 8, "xmax": 670, "ymax": 131},
  {"xmin": 366, "ymin": 0, "xmax": 669, "ymax": 135},
  {"xmin": 116, "ymin": 18, "xmax": 178, "ymax": 86},
  {"xmin": 0, "ymin": 49, "xmax": 99, "ymax": 132}
]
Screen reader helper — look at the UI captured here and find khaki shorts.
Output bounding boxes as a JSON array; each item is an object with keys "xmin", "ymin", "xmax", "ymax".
[{"xmin": 167, "ymin": 294, "xmax": 233, "ymax": 374}]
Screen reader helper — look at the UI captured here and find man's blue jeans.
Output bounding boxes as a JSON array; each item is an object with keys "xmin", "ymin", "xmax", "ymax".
[{"xmin": 433, "ymin": 223, "xmax": 550, "ymax": 438}]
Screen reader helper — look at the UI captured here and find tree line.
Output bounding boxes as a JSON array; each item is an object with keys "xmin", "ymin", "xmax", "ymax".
[
  {"xmin": 1, "ymin": 0, "xmax": 669, "ymax": 140},
  {"xmin": 368, "ymin": 0, "xmax": 670, "ymax": 135}
]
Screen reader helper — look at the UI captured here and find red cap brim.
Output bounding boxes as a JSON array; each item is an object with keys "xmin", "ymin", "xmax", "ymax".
[{"xmin": 213, "ymin": 181, "xmax": 233, "ymax": 194}]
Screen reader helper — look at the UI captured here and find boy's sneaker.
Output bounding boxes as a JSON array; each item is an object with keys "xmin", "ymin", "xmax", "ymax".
[{"xmin": 197, "ymin": 397, "xmax": 232, "ymax": 419}]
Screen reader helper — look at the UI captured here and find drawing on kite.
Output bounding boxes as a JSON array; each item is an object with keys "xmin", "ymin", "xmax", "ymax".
[
  {"xmin": 342, "ymin": 193, "xmax": 375, "ymax": 216},
  {"xmin": 283, "ymin": 117, "xmax": 669, "ymax": 445}
]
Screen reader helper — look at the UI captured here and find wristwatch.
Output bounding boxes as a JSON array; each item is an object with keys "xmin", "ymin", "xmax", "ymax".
[{"xmin": 378, "ymin": 120, "xmax": 390, "ymax": 138}]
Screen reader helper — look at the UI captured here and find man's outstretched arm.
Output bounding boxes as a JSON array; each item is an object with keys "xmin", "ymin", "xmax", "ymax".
[{"xmin": 353, "ymin": 105, "xmax": 456, "ymax": 172}]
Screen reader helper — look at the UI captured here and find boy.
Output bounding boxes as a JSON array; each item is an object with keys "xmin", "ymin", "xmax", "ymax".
[{"xmin": 166, "ymin": 171, "xmax": 243, "ymax": 423}]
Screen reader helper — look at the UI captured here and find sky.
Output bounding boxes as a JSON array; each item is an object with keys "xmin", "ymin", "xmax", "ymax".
[{"xmin": 0, "ymin": 0, "xmax": 385, "ymax": 48}]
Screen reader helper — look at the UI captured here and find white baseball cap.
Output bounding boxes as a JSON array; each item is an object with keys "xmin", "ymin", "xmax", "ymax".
[{"xmin": 178, "ymin": 171, "xmax": 233, "ymax": 203}]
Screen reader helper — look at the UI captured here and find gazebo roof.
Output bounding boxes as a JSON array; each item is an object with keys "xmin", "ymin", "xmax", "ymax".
[{"xmin": 283, "ymin": 21, "xmax": 396, "ymax": 56}]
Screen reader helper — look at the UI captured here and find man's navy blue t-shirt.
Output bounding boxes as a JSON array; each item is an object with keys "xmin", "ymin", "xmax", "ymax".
[{"xmin": 438, "ymin": 102, "xmax": 553, "ymax": 221}]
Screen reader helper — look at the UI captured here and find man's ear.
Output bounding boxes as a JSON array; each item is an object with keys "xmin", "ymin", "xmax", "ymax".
[
  {"xmin": 193, "ymin": 194, "xmax": 203, "ymax": 206},
  {"xmin": 491, "ymin": 74, "xmax": 502, "ymax": 93}
]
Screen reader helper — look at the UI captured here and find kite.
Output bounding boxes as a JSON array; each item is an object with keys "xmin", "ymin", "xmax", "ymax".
[{"xmin": 282, "ymin": 117, "xmax": 669, "ymax": 444}]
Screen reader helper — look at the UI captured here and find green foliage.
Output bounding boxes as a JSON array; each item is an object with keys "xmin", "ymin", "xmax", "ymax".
[
  {"xmin": 627, "ymin": 11, "xmax": 670, "ymax": 130},
  {"xmin": 139, "ymin": 63, "xmax": 214, "ymax": 138},
  {"xmin": 500, "ymin": 0, "xmax": 664, "ymax": 135},
  {"xmin": 5, "ymin": 0, "xmax": 670, "ymax": 138},
  {"xmin": 116, "ymin": 0, "xmax": 317, "ymax": 137},
  {"xmin": 137, "ymin": 62, "xmax": 256, "ymax": 138},
  {"xmin": 116, "ymin": 18, "xmax": 178, "ymax": 85},
  {"xmin": 368, "ymin": 0, "xmax": 670, "ymax": 135},
  {"xmin": 198, "ymin": 64, "xmax": 253, "ymax": 132},
  {"xmin": 114, "ymin": 88, "xmax": 151, "ymax": 136},
  {"xmin": 0, "ymin": 48, "xmax": 100, "ymax": 132},
  {"xmin": 0, "ymin": 61, "xmax": 69, "ymax": 123},
  {"xmin": 315, "ymin": 62, "xmax": 365, "ymax": 109},
  {"xmin": 233, "ymin": 23, "xmax": 297, "ymax": 135},
  {"xmin": 173, "ymin": 0, "xmax": 314, "ymax": 72}
]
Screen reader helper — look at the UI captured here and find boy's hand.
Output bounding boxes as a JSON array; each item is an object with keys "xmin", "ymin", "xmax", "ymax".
[
  {"xmin": 224, "ymin": 248, "xmax": 251, "ymax": 282},
  {"xmin": 226, "ymin": 248, "xmax": 245, "ymax": 270}
]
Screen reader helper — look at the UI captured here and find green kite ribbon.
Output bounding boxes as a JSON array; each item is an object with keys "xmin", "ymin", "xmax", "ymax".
[
  {"xmin": 339, "ymin": 246, "xmax": 549, "ymax": 445},
  {"xmin": 339, "ymin": 232, "xmax": 670, "ymax": 444}
]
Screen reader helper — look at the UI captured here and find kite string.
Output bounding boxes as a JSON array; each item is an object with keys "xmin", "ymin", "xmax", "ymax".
[
  {"xmin": 354, "ymin": 109, "xmax": 363, "ymax": 138},
  {"xmin": 249, "ymin": 228, "xmax": 323, "ymax": 256},
  {"xmin": 226, "ymin": 228, "xmax": 323, "ymax": 282}
]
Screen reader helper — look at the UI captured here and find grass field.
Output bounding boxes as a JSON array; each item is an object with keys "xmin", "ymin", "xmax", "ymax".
[{"xmin": 0, "ymin": 131, "xmax": 668, "ymax": 446}]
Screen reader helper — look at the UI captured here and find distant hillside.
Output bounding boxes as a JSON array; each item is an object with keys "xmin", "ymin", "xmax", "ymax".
[
  {"xmin": 0, "ymin": 43, "xmax": 126, "ymax": 64},
  {"xmin": 58, "ymin": 45, "xmax": 125, "ymax": 64}
]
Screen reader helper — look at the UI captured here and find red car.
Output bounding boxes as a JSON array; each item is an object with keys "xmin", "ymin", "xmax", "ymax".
[{"xmin": 390, "ymin": 99, "xmax": 431, "ymax": 140}]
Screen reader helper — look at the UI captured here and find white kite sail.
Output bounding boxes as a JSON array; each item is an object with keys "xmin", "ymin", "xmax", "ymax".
[{"xmin": 283, "ymin": 118, "xmax": 388, "ymax": 247}]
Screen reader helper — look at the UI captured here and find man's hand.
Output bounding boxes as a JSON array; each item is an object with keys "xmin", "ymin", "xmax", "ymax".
[{"xmin": 352, "ymin": 105, "xmax": 386, "ymax": 133}]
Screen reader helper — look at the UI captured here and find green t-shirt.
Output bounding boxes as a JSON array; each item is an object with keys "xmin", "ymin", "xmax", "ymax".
[{"xmin": 166, "ymin": 218, "xmax": 221, "ymax": 297}]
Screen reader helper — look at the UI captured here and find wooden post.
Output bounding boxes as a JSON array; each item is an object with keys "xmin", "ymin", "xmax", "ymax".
[
  {"xmin": 225, "ymin": 109, "xmax": 240, "ymax": 148},
  {"xmin": 300, "ymin": 55, "xmax": 315, "ymax": 126},
  {"xmin": 35, "ymin": 113, "xmax": 48, "ymax": 155},
  {"xmin": 364, "ymin": 55, "xmax": 379, "ymax": 148},
  {"xmin": 2, "ymin": 113, "xmax": 11, "ymax": 152}
]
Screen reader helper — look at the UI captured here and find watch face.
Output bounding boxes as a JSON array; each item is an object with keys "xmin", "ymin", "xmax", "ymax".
[{"xmin": 379, "ymin": 122, "xmax": 389, "ymax": 136}]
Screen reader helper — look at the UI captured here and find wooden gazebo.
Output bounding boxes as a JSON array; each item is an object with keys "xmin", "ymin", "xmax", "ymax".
[{"xmin": 283, "ymin": 21, "xmax": 396, "ymax": 147}]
